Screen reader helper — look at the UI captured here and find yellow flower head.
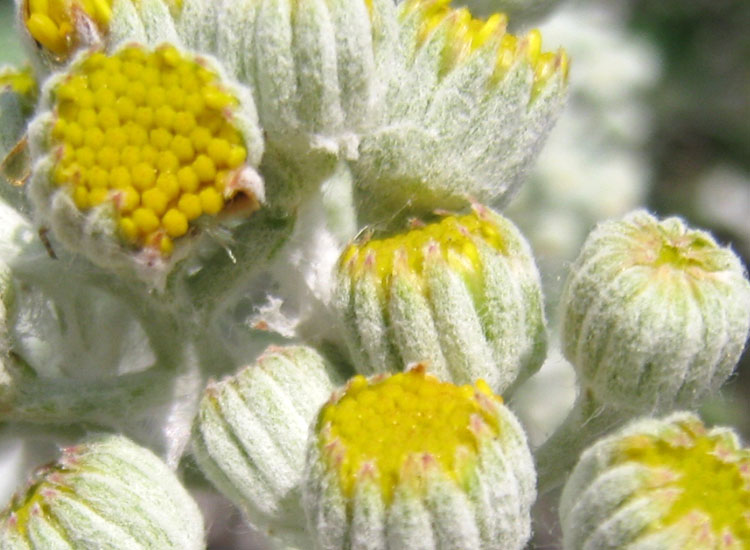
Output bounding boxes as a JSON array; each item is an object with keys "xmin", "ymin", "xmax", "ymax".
[{"xmin": 48, "ymin": 45, "xmax": 252, "ymax": 256}]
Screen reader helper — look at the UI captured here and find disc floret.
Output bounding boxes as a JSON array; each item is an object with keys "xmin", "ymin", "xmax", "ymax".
[
  {"xmin": 304, "ymin": 366, "xmax": 536, "ymax": 550},
  {"xmin": 45, "ymin": 44, "xmax": 254, "ymax": 257},
  {"xmin": 317, "ymin": 366, "xmax": 501, "ymax": 503}
]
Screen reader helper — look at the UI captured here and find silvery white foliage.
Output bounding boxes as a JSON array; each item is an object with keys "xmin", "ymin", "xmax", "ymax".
[
  {"xmin": 0, "ymin": 197, "xmax": 204, "ymax": 463},
  {"xmin": 352, "ymin": 2, "xmax": 568, "ymax": 223},
  {"xmin": 0, "ymin": 434, "xmax": 205, "ymax": 549},
  {"xmin": 192, "ymin": 345, "xmax": 343, "ymax": 549},
  {"xmin": 506, "ymin": 0, "xmax": 659, "ymax": 303},
  {"xmin": 25, "ymin": 44, "xmax": 264, "ymax": 290},
  {"xmin": 302, "ymin": 396, "xmax": 536, "ymax": 550}
]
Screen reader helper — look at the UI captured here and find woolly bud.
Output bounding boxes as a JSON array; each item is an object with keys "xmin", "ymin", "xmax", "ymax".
[
  {"xmin": 173, "ymin": 0, "xmax": 393, "ymax": 174},
  {"xmin": 0, "ymin": 434, "xmax": 204, "ymax": 549},
  {"xmin": 560, "ymin": 412, "xmax": 750, "ymax": 550},
  {"xmin": 192, "ymin": 345, "xmax": 342, "ymax": 547},
  {"xmin": 333, "ymin": 205, "xmax": 546, "ymax": 394},
  {"xmin": 27, "ymin": 43, "xmax": 264, "ymax": 288},
  {"xmin": 303, "ymin": 366, "xmax": 535, "ymax": 550},
  {"xmin": 353, "ymin": 0, "xmax": 569, "ymax": 222},
  {"xmin": 561, "ymin": 209, "xmax": 750, "ymax": 413}
]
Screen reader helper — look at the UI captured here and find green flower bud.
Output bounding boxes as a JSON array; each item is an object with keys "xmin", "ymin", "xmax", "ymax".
[
  {"xmin": 333, "ymin": 205, "xmax": 546, "ymax": 394},
  {"xmin": 191, "ymin": 345, "xmax": 342, "ymax": 547},
  {"xmin": 174, "ymin": 0, "xmax": 394, "ymax": 168},
  {"xmin": 27, "ymin": 43, "xmax": 264, "ymax": 288},
  {"xmin": 560, "ymin": 412, "xmax": 750, "ymax": 550},
  {"xmin": 561, "ymin": 209, "xmax": 750, "ymax": 413},
  {"xmin": 0, "ymin": 434, "xmax": 204, "ymax": 549},
  {"xmin": 353, "ymin": 0, "xmax": 569, "ymax": 222},
  {"xmin": 303, "ymin": 366, "xmax": 535, "ymax": 550}
]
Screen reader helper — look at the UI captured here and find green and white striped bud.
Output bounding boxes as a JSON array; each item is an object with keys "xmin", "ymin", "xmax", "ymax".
[
  {"xmin": 353, "ymin": 0, "xmax": 569, "ymax": 222},
  {"xmin": 27, "ymin": 43, "xmax": 264, "ymax": 288},
  {"xmin": 303, "ymin": 366, "xmax": 536, "ymax": 550},
  {"xmin": 0, "ymin": 434, "xmax": 204, "ymax": 549},
  {"xmin": 174, "ymin": 0, "xmax": 395, "ymax": 168},
  {"xmin": 561, "ymin": 209, "xmax": 750, "ymax": 413},
  {"xmin": 333, "ymin": 205, "xmax": 546, "ymax": 394},
  {"xmin": 560, "ymin": 412, "xmax": 750, "ymax": 550},
  {"xmin": 191, "ymin": 345, "xmax": 343, "ymax": 547}
]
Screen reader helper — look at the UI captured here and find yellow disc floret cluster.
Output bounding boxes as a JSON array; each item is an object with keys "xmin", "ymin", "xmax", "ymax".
[
  {"xmin": 340, "ymin": 212, "xmax": 503, "ymax": 293},
  {"xmin": 401, "ymin": 0, "xmax": 569, "ymax": 93},
  {"xmin": 317, "ymin": 367, "xmax": 502, "ymax": 502},
  {"xmin": 616, "ymin": 419, "xmax": 750, "ymax": 546},
  {"xmin": 49, "ymin": 45, "xmax": 248, "ymax": 256}
]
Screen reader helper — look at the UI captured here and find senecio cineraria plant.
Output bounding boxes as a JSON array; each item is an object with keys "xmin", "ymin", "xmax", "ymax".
[{"xmin": 0, "ymin": 0, "xmax": 748, "ymax": 548}]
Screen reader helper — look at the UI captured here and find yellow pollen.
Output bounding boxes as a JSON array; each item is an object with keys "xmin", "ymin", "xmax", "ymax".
[
  {"xmin": 48, "ymin": 45, "xmax": 250, "ymax": 256},
  {"xmin": 342, "ymin": 211, "xmax": 503, "ymax": 297},
  {"xmin": 318, "ymin": 367, "xmax": 502, "ymax": 502},
  {"xmin": 616, "ymin": 419, "xmax": 750, "ymax": 546}
]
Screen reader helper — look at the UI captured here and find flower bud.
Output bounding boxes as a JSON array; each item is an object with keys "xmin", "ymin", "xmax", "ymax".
[
  {"xmin": 27, "ymin": 43, "xmax": 264, "ymax": 288},
  {"xmin": 192, "ymin": 345, "xmax": 342, "ymax": 547},
  {"xmin": 560, "ymin": 412, "xmax": 750, "ymax": 550},
  {"xmin": 333, "ymin": 205, "xmax": 546, "ymax": 394},
  {"xmin": 177, "ymin": 0, "xmax": 393, "ymax": 171},
  {"xmin": 303, "ymin": 366, "xmax": 536, "ymax": 550},
  {"xmin": 0, "ymin": 434, "xmax": 204, "ymax": 549},
  {"xmin": 561, "ymin": 210, "xmax": 750, "ymax": 413},
  {"xmin": 353, "ymin": 0, "xmax": 569, "ymax": 222}
]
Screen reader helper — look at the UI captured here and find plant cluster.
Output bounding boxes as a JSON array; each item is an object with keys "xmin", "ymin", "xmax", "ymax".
[{"xmin": 0, "ymin": 0, "xmax": 748, "ymax": 548}]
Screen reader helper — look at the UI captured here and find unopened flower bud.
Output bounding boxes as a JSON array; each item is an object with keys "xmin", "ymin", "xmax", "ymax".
[
  {"xmin": 354, "ymin": 0, "xmax": 569, "ymax": 221},
  {"xmin": 560, "ymin": 412, "xmax": 750, "ymax": 550},
  {"xmin": 561, "ymin": 210, "xmax": 750, "ymax": 413},
  {"xmin": 27, "ymin": 43, "xmax": 264, "ymax": 287},
  {"xmin": 333, "ymin": 205, "xmax": 546, "ymax": 394},
  {"xmin": 303, "ymin": 366, "xmax": 535, "ymax": 550},
  {"xmin": 0, "ymin": 434, "xmax": 204, "ymax": 549},
  {"xmin": 192, "ymin": 345, "xmax": 342, "ymax": 547}
]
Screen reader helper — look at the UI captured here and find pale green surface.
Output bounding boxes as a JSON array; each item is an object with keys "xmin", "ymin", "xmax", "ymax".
[{"xmin": 0, "ymin": 0, "xmax": 24, "ymax": 67}]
